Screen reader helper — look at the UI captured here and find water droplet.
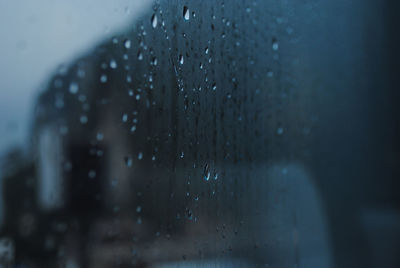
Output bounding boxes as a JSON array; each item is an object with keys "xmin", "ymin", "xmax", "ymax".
[
  {"xmin": 96, "ymin": 132, "xmax": 104, "ymax": 141},
  {"xmin": 88, "ymin": 170, "xmax": 96, "ymax": 179},
  {"xmin": 130, "ymin": 125, "xmax": 136, "ymax": 133},
  {"xmin": 124, "ymin": 39, "xmax": 131, "ymax": 49},
  {"xmin": 183, "ymin": 6, "xmax": 190, "ymax": 21},
  {"xmin": 109, "ymin": 59, "xmax": 117, "ymax": 69},
  {"xmin": 151, "ymin": 57, "xmax": 158, "ymax": 66},
  {"xmin": 80, "ymin": 115, "xmax": 88, "ymax": 124},
  {"xmin": 138, "ymin": 152, "xmax": 143, "ymax": 160},
  {"xmin": 125, "ymin": 156, "xmax": 133, "ymax": 167},
  {"xmin": 122, "ymin": 113, "xmax": 128, "ymax": 122},
  {"xmin": 205, "ymin": 47, "xmax": 209, "ymax": 54},
  {"xmin": 272, "ymin": 38, "xmax": 279, "ymax": 51},
  {"xmin": 179, "ymin": 54, "xmax": 184, "ymax": 65},
  {"xmin": 203, "ymin": 163, "xmax": 211, "ymax": 181},
  {"xmin": 152, "ymin": 155, "xmax": 156, "ymax": 161},
  {"xmin": 100, "ymin": 74, "xmax": 108, "ymax": 83},
  {"xmin": 180, "ymin": 151, "xmax": 184, "ymax": 158},
  {"xmin": 214, "ymin": 172, "xmax": 218, "ymax": 180},
  {"xmin": 276, "ymin": 127, "xmax": 284, "ymax": 135},
  {"xmin": 212, "ymin": 83, "xmax": 217, "ymax": 91},
  {"xmin": 135, "ymin": 94, "xmax": 141, "ymax": 101},
  {"xmin": 128, "ymin": 89, "xmax": 134, "ymax": 96},
  {"xmin": 69, "ymin": 82, "xmax": 79, "ymax": 94},
  {"xmin": 137, "ymin": 51, "xmax": 143, "ymax": 61},
  {"xmin": 151, "ymin": 14, "xmax": 158, "ymax": 28},
  {"xmin": 136, "ymin": 206, "xmax": 142, "ymax": 213}
]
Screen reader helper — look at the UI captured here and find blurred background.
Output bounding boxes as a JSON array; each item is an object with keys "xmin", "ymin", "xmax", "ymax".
[{"xmin": 0, "ymin": 0, "xmax": 399, "ymax": 267}]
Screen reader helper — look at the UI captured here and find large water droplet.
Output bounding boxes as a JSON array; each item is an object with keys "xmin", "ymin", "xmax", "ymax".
[
  {"xmin": 109, "ymin": 59, "xmax": 117, "ymax": 69},
  {"xmin": 151, "ymin": 14, "xmax": 158, "ymax": 28},
  {"xmin": 137, "ymin": 51, "xmax": 143, "ymax": 61},
  {"xmin": 183, "ymin": 6, "xmax": 190, "ymax": 21},
  {"xmin": 124, "ymin": 39, "xmax": 131, "ymax": 49}
]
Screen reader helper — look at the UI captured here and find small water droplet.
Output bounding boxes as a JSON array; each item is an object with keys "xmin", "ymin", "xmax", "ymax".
[
  {"xmin": 122, "ymin": 113, "xmax": 128, "ymax": 122},
  {"xmin": 100, "ymin": 74, "xmax": 108, "ymax": 83},
  {"xmin": 80, "ymin": 115, "xmax": 88, "ymax": 124},
  {"xmin": 272, "ymin": 38, "xmax": 279, "ymax": 51},
  {"xmin": 130, "ymin": 125, "xmax": 136, "ymax": 133},
  {"xmin": 136, "ymin": 206, "xmax": 142, "ymax": 213},
  {"xmin": 276, "ymin": 127, "xmax": 284, "ymax": 135},
  {"xmin": 180, "ymin": 151, "xmax": 184, "ymax": 158},
  {"xmin": 203, "ymin": 163, "xmax": 210, "ymax": 181},
  {"xmin": 138, "ymin": 152, "xmax": 143, "ymax": 160},
  {"xmin": 205, "ymin": 47, "xmax": 209, "ymax": 54},
  {"xmin": 183, "ymin": 6, "xmax": 190, "ymax": 21},
  {"xmin": 125, "ymin": 156, "xmax": 133, "ymax": 167},
  {"xmin": 69, "ymin": 82, "xmax": 79, "ymax": 94},
  {"xmin": 152, "ymin": 155, "xmax": 156, "ymax": 161},
  {"xmin": 212, "ymin": 83, "xmax": 217, "ymax": 91},
  {"xmin": 151, "ymin": 13, "xmax": 158, "ymax": 28},
  {"xmin": 96, "ymin": 132, "xmax": 104, "ymax": 141},
  {"xmin": 136, "ymin": 94, "xmax": 141, "ymax": 100},
  {"xmin": 88, "ymin": 170, "xmax": 96, "ymax": 179},
  {"xmin": 179, "ymin": 54, "xmax": 184, "ymax": 65}
]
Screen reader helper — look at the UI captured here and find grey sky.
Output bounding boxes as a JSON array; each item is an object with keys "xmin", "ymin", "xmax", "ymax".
[{"xmin": 0, "ymin": 0, "xmax": 152, "ymax": 156}]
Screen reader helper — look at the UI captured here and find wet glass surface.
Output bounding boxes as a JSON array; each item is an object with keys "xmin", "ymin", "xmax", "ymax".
[{"xmin": 0, "ymin": 0, "xmax": 399, "ymax": 267}]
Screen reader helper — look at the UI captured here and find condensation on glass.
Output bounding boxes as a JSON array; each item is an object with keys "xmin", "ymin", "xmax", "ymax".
[{"xmin": 1, "ymin": 0, "xmax": 399, "ymax": 268}]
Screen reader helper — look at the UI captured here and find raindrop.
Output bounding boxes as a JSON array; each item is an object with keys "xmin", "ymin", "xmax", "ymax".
[
  {"xmin": 80, "ymin": 115, "xmax": 88, "ymax": 124},
  {"xmin": 151, "ymin": 14, "xmax": 158, "ymax": 28},
  {"xmin": 88, "ymin": 170, "xmax": 96, "ymax": 179},
  {"xmin": 109, "ymin": 59, "xmax": 117, "ymax": 69},
  {"xmin": 122, "ymin": 113, "xmax": 128, "ymax": 122},
  {"xmin": 183, "ymin": 6, "xmax": 190, "ymax": 21},
  {"xmin": 96, "ymin": 132, "xmax": 104, "ymax": 141},
  {"xmin": 137, "ymin": 51, "xmax": 143, "ymax": 61},
  {"xmin": 180, "ymin": 151, "xmax": 184, "ymax": 158},
  {"xmin": 212, "ymin": 83, "xmax": 217, "ymax": 91},
  {"xmin": 214, "ymin": 172, "xmax": 219, "ymax": 180},
  {"xmin": 124, "ymin": 39, "xmax": 131, "ymax": 49},
  {"xmin": 136, "ymin": 206, "xmax": 142, "ymax": 213},
  {"xmin": 276, "ymin": 127, "xmax": 284, "ymax": 135},
  {"xmin": 203, "ymin": 163, "xmax": 211, "ymax": 181},
  {"xmin": 69, "ymin": 82, "xmax": 79, "ymax": 94},
  {"xmin": 130, "ymin": 125, "xmax": 136, "ymax": 133},
  {"xmin": 138, "ymin": 152, "xmax": 143, "ymax": 160},
  {"xmin": 125, "ymin": 156, "xmax": 133, "ymax": 167},
  {"xmin": 205, "ymin": 47, "xmax": 209, "ymax": 54},
  {"xmin": 179, "ymin": 54, "xmax": 184, "ymax": 65},
  {"xmin": 100, "ymin": 74, "xmax": 108, "ymax": 83},
  {"xmin": 136, "ymin": 94, "xmax": 141, "ymax": 100},
  {"xmin": 151, "ymin": 57, "xmax": 158, "ymax": 66},
  {"xmin": 272, "ymin": 38, "xmax": 279, "ymax": 51}
]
